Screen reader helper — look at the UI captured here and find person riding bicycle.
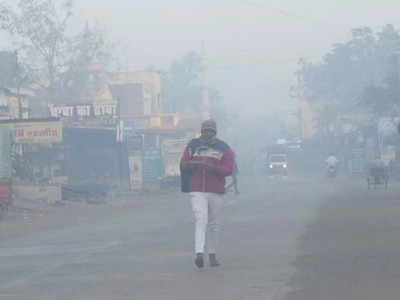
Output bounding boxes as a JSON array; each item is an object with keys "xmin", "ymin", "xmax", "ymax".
[
  {"xmin": 325, "ymin": 153, "xmax": 339, "ymax": 176},
  {"xmin": 326, "ymin": 153, "xmax": 339, "ymax": 168}
]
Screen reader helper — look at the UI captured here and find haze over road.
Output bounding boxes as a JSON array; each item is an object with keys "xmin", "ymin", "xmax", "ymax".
[{"xmin": 1, "ymin": 176, "xmax": 399, "ymax": 299}]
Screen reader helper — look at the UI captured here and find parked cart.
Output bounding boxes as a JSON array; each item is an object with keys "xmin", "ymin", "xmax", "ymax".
[{"xmin": 367, "ymin": 162, "xmax": 389, "ymax": 189}]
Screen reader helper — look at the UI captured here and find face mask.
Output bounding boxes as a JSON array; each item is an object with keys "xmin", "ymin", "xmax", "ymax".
[{"xmin": 201, "ymin": 129, "xmax": 217, "ymax": 143}]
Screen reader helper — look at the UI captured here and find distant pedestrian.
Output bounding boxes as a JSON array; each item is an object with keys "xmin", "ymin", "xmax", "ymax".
[{"xmin": 180, "ymin": 119, "xmax": 234, "ymax": 268}]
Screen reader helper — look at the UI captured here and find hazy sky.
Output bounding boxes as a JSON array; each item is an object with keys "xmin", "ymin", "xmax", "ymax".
[
  {"xmin": 76, "ymin": 0, "xmax": 400, "ymax": 116},
  {"xmin": 7, "ymin": 0, "xmax": 400, "ymax": 116}
]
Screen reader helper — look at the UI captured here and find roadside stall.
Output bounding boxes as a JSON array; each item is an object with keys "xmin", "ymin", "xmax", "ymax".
[
  {"xmin": 61, "ymin": 126, "xmax": 130, "ymax": 201},
  {"xmin": 2, "ymin": 118, "xmax": 64, "ymax": 205}
]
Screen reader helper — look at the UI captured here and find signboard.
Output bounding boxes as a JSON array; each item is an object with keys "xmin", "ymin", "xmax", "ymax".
[
  {"xmin": 14, "ymin": 121, "xmax": 63, "ymax": 144},
  {"xmin": 161, "ymin": 138, "xmax": 187, "ymax": 177},
  {"xmin": 127, "ymin": 134, "xmax": 143, "ymax": 152},
  {"xmin": 162, "ymin": 138, "xmax": 187, "ymax": 154},
  {"xmin": 350, "ymin": 147, "xmax": 365, "ymax": 174},
  {"xmin": 163, "ymin": 153, "xmax": 181, "ymax": 177},
  {"xmin": 143, "ymin": 148, "xmax": 163, "ymax": 184}
]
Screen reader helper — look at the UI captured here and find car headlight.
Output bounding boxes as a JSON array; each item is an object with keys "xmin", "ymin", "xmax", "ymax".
[
  {"xmin": 283, "ymin": 164, "xmax": 287, "ymax": 168},
  {"xmin": 269, "ymin": 165, "xmax": 273, "ymax": 168}
]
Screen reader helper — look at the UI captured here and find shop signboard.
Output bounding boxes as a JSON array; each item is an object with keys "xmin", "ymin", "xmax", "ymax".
[{"xmin": 14, "ymin": 120, "xmax": 63, "ymax": 144}]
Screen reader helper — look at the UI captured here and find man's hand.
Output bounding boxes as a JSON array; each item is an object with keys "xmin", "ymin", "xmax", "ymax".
[
  {"xmin": 187, "ymin": 158, "xmax": 216, "ymax": 171},
  {"xmin": 203, "ymin": 162, "xmax": 216, "ymax": 171},
  {"xmin": 186, "ymin": 160, "xmax": 200, "ymax": 171},
  {"xmin": 199, "ymin": 158, "xmax": 217, "ymax": 171}
]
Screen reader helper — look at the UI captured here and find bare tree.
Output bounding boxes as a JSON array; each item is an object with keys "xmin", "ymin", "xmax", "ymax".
[
  {"xmin": 0, "ymin": 0, "xmax": 73, "ymax": 89},
  {"xmin": 0, "ymin": 0, "xmax": 114, "ymax": 110}
]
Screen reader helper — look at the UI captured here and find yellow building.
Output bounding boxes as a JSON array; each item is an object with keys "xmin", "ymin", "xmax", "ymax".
[{"xmin": 109, "ymin": 71, "xmax": 162, "ymax": 114}]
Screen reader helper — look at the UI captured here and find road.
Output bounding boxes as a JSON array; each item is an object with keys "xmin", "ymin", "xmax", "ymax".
[
  {"xmin": 286, "ymin": 178, "xmax": 400, "ymax": 300},
  {"xmin": 0, "ymin": 175, "xmax": 399, "ymax": 299}
]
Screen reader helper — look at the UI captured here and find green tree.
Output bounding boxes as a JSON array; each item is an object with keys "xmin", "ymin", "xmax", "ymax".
[
  {"xmin": 163, "ymin": 51, "xmax": 204, "ymax": 113},
  {"xmin": 294, "ymin": 25, "xmax": 400, "ymax": 137},
  {"xmin": 163, "ymin": 51, "xmax": 228, "ymax": 127},
  {"xmin": 295, "ymin": 27, "xmax": 378, "ymax": 107}
]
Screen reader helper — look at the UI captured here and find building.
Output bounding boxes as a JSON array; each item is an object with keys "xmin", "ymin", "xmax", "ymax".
[
  {"xmin": 109, "ymin": 71, "xmax": 162, "ymax": 114},
  {"xmin": 108, "ymin": 83, "xmax": 152, "ymax": 118},
  {"xmin": 0, "ymin": 88, "xmax": 29, "ymax": 120},
  {"xmin": 49, "ymin": 70, "xmax": 163, "ymax": 124}
]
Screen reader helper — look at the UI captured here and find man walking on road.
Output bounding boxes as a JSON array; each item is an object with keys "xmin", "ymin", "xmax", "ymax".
[{"xmin": 180, "ymin": 119, "xmax": 234, "ymax": 268}]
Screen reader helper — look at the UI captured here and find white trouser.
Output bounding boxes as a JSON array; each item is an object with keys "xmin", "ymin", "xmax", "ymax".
[{"xmin": 190, "ymin": 192, "xmax": 223, "ymax": 254}]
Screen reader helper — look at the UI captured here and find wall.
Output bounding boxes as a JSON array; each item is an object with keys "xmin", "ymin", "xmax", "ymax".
[{"xmin": 109, "ymin": 71, "xmax": 162, "ymax": 114}]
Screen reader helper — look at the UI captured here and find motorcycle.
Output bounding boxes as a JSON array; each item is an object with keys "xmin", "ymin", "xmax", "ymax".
[{"xmin": 326, "ymin": 165, "xmax": 337, "ymax": 178}]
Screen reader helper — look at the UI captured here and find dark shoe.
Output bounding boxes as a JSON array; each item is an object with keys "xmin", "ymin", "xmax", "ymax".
[
  {"xmin": 195, "ymin": 253, "xmax": 204, "ymax": 268},
  {"xmin": 209, "ymin": 253, "xmax": 220, "ymax": 267}
]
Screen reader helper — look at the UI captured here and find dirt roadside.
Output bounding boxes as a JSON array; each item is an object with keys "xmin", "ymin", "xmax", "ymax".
[
  {"xmin": 0, "ymin": 191, "xmax": 168, "ymax": 241},
  {"xmin": 286, "ymin": 180, "xmax": 400, "ymax": 300}
]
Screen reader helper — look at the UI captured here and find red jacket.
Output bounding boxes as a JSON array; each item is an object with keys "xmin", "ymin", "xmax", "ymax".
[{"xmin": 180, "ymin": 138, "xmax": 234, "ymax": 194}]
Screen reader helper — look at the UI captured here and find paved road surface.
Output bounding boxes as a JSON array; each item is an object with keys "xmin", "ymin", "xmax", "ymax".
[{"xmin": 1, "ymin": 176, "xmax": 399, "ymax": 299}]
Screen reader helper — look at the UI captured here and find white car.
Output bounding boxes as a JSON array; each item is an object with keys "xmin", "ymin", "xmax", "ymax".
[{"xmin": 268, "ymin": 154, "xmax": 288, "ymax": 176}]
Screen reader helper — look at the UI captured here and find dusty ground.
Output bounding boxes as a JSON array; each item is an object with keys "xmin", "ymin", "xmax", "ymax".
[
  {"xmin": 286, "ymin": 179, "xmax": 400, "ymax": 300},
  {"xmin": 0, "ymin": 175, "xmax": 399, "ymax": 299}
]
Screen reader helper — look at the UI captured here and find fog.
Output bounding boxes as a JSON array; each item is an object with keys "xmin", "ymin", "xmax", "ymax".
[
  {"xmin": 76, "ymin": 0, "xmax": 400, "ymax": 116},
  {"xmin": 2, "ymin": 1, "xmax": 400, "ymax": 299}
]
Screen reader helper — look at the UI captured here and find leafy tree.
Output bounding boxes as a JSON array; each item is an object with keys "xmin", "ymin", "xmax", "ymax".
[
  {"xmin": 295, "ymin": 27, "xmax": 379, "ymax": 107},
  {"xmin": 163, "ymin": 51, "xmax": 229, "ymax": 128},
  {"xmin": 294, "ymin": 24, "xmax": 400, "ymax": 137},
  {"xmin": 163, "ymin": 51, "xmax": 204, "ymax": 113},
  {"xmin": 209, "ymin": 87, "xmax": 231, "ymax": 130}
]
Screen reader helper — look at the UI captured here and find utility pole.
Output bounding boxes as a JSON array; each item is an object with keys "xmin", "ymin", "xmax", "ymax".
[
  {"xmin": 14, "ymin": 51, "xmax": 28, "ymax": 120},
  {"xmin": 200, "ymin": 41, "xmax": 210, "ymax": 120},
  {"xmin": 396, "ymin": 45, "xmax": 400, "ymax": 135},
  {"xmin": 15, "ymin": 51, "xmax": 22, "ymax": 120},
  {"xmin": 116, "ymin": 97, "xmax": 125, "ymax": 189}
]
